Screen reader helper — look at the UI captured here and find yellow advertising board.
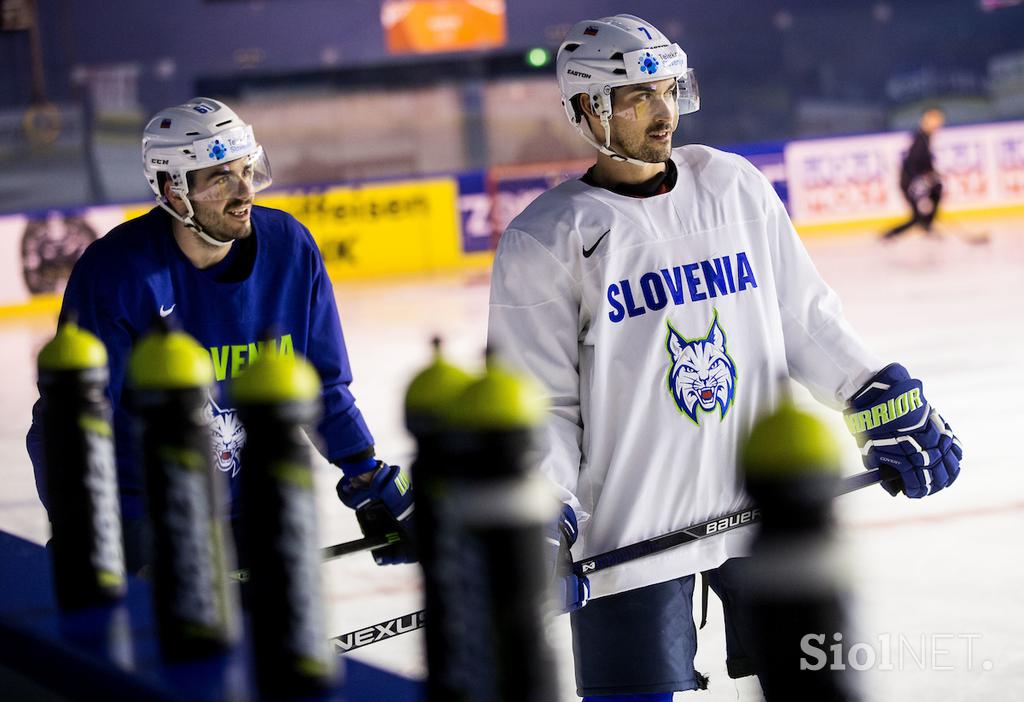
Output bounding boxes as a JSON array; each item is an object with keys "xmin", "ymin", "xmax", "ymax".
[{"xmin": 259, "ymin": 177, "xmax": 464, "ymax": 280}]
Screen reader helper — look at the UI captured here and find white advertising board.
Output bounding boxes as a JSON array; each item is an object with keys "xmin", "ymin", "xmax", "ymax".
[
  {"xmin": 785, "ymin": 120, "xmax": 1024, "ymax": 224},
  {"xmin": 0, "ymin": 205, "xmax": 128, "ymax": 307}
]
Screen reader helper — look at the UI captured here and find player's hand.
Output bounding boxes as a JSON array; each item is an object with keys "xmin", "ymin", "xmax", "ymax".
[
  {"xmin": 548, "ymin": 504, "xmax": 589, "ymax": 614},
  {"xmin": 337, "ymin": 461, "xmax": 416, "ymax": 564},
  {"xmin": 844, "ymin": 363, "xmax": 962, "ymax": 498}
]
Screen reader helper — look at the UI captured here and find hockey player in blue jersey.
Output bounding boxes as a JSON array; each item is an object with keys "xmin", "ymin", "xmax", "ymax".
[{"xmin": 27, "ymin": 97, "xmax": 413, "ymax": 573}]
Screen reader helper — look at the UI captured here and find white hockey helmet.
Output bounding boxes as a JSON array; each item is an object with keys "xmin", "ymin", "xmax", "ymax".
[
  {"xmin": 142, "ymin": 97, "xmax": 272, "ymax": 246},
  {"xmin": 556, "ymin": 15, "xmax": 699, "ymax": 165}
]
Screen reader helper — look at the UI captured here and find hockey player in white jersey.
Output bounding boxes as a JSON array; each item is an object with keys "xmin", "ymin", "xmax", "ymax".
[{"xmin": 487, "ymin": 14, "xmax": 962, "ymax": 701}]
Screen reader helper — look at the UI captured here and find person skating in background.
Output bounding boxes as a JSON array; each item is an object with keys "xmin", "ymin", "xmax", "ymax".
[{"xmin": 882, "ymin": 107, "xmax": 946, "ymax": 240}]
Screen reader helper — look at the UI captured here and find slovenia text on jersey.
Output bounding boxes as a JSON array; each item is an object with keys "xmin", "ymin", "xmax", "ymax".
[{"xmin": 607, "ymin": 251, "xmax": 758, "ymax": 323}]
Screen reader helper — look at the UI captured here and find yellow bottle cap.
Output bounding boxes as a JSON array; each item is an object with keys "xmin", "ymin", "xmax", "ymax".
[
  {"xmin": 446, "ymin": 352, "xmax": 547, "ymax": 430},
  {"xmin": 232, "ymin": 350, "xmax": 321, "ymax": 404},
  {"xmin": 128, "ymin": 326, "xmax": 214, "ymax": 389},
  {"xmin": 404, "ymin": 338, "xmax": 474, "ymax": 425},
  {"xmin": 741, "ymin": 400, "xmax": 840, "ymax": 480},
  {"xmin": 38, "ymin": 319, "xmax": 108, "ymax": 371}
]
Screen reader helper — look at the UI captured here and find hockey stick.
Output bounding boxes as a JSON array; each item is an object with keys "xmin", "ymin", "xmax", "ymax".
[
  {"xmin": 573, "ymin": 468, "xmax": 884, "ymax": 576},
  {"xmin": 934, "ymin": 219, "xmax": 991, "ymax": 245},
  {"xmin": 229, "ymin": 532, "xmax": 396, "ymax": 582},
  {"xmin": 332, "ymin": 610, "xmax": 427, "ymax": 654},
  {"xmin": 327, "ymin": 469, "xmax": 885, "ymax": 652}
]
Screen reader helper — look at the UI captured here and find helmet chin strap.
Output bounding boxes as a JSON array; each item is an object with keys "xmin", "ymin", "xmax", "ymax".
[
  {"xmin": 156, "ymin": 196, "xmax": 232, "ymax": 248},
  {"xmin": 574, "ymin": 116, "xmax": 664, "ymax": 168},
  {"xmin": 187, "ymin": 220, "xmax": 233, "ymax": 249}
]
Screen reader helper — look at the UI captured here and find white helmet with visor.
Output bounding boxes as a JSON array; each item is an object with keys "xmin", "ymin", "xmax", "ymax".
[
  {"xmin": 142, "ymin": 97, "xmax": 272, "ymax": 247},
  {"xmin": 556, "ymin": 15, "xmax": 700, "ymax": 165}
]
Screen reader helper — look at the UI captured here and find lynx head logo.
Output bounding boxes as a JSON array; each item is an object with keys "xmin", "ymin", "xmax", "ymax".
[
  {"xmin": 202, "ymin": 397, "xmax": 247, "ymax": 477},
  {"xmin": 666, "ymin": 310, "xmax": 737, "ymax": 425}
]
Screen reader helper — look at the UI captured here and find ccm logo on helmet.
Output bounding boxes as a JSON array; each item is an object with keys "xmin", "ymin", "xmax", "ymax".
[
  {"xmin": 567, "ymin": 69, "xmax": 592, "ymax": 79},
  {"xmin": 150, "ymin": 158, "xmax": 169, "ymax": 165}
]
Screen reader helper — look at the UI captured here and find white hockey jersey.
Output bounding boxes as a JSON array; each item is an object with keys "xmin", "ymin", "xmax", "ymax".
[{"xmin": 487, "ymin": 145, "xmax": 883, "ymax": 599}]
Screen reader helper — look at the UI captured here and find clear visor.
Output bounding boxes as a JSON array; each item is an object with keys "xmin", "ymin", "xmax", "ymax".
[
  {"xmin": 608, "ymin": 70, "xmax": 700, "ymax": 122},
  {"xmin": 676, "ymin": 68, "xmax": 700, "ymax": 115},
  {"xmin": 188, "ymin": 146, "xmax": 273, "ymax": 202}
]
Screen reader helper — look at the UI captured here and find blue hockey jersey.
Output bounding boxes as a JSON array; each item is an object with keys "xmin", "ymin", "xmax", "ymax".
[{"xmin": 27, "ymin": 206, "xmax": 374, "ymax": 521}]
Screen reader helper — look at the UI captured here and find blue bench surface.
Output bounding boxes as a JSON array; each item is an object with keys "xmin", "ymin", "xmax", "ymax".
[{"xmin": 0, "ymin": 530, "xmax": 423, "ymax": 701}]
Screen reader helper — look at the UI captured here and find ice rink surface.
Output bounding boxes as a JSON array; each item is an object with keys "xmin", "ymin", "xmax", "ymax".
[{"xmin": 1, "ymin": 213, "xmax": 1021, "ymax": 701}]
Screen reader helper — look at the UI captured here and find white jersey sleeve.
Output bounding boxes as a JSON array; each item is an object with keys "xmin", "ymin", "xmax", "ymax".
[
  {"xmin": 488, "ymin": 227, "xmax": 589, "ymax": 521},
  {"xmin": 761, "ymin": 172, "xmax": 884, "ymax": 407}
]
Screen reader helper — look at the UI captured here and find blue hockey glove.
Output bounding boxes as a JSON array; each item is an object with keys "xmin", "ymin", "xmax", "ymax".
[
  {"xmin": 337, "ymin": 461, "xmax": 416, "ymax": 565},
  {"xmin": 843, "ymin": 363, "xmax": 962, "ymax": 498},
  {"xmin": 547, "ymin": 504, "xmax": 590, "ymax": 614}
]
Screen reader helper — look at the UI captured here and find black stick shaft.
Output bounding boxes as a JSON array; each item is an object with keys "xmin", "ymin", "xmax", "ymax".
[
  {"xmin": 572, "ymin": 469, "xmax": 883, "ymax": 577},
  {"xmin": 321, "ymin": 534, "xmax": 393, "ymax": 561},
  {"xmin": 230, "ymin": 534, "xmax": 392, "ymax": 582},
  {"xmin": 326, "ymin": 470, "xmax": 883, "ymax": 653}
]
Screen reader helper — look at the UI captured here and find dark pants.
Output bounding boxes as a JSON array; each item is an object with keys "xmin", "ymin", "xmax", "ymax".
[
  {"xmin": 883, "ymin": 177, "xmax": 942, "ymax": 238},
  {"xmin": 122, "ymin": 515, "xmax": 153, "ymax": 575},
  {"xmin": 570, "ymin": 558, "xmax": 762, "ymax": 697}
]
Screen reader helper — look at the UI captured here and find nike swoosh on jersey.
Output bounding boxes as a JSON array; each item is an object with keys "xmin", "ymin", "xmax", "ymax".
[
  {"xmin": 583, "ymin": 229, "xmax": 611, "ymax": 258},
  {"xmin": 159, "ymin": 304, "xmax": 175, "ymax": 317}
]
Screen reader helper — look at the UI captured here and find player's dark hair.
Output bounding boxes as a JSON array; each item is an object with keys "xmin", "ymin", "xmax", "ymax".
[
  {"xmin": 571, "ymin": 94, "xmax": 586, "ymax": 123},
  {"xmin": 156, "ymin": 172, "xmax": 170, "ymax": 199},
  {"xmin": 156, "ymin": 171, "xmax": 197, "ymax": 200},
  {"xmin": 573, "ymin": 88, "xmax": 634, "ymax": 122}
]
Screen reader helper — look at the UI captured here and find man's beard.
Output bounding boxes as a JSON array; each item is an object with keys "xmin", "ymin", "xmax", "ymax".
[
  {"xmin": 628, "ymin": 141, "xmax": 672, "ymax": 163},
  {"xmin": 192, "ymin": 202, "xmax": 252, "ymax": 244},
  {"xmin": 616, "ymin": 123, "xmax": 674, "ymax": 163}
]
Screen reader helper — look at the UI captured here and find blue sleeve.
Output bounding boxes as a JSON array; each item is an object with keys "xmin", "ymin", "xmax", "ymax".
[
  {"xmin": 306, "ymin": 250, "xmax": 375, "ymax": 463},
  {"xmin": 26, "ymin": 399, "xmax": 48, "ymax": 510},
  {"xmin": 26, "ymin": 243, "xmax": 147, "ymax": 520}
]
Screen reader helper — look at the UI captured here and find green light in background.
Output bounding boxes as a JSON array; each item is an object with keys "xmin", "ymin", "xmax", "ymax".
[{"xmin": 525, "ymin": 47, "xmax": 551, "ymax": 68}]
